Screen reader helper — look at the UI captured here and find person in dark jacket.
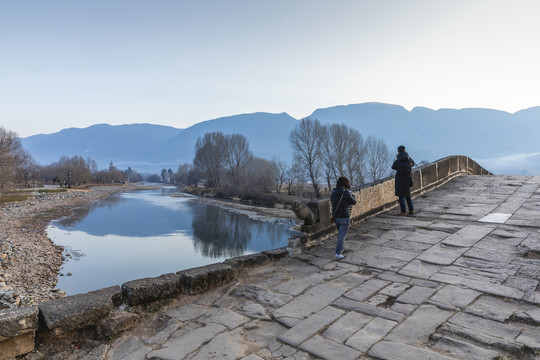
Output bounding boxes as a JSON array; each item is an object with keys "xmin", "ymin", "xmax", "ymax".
[
  {"xmin": 391, "ymin": 145, "xmax": 415, "ymax": 215},
  {"xmin": 331, "ymin": 176, "xmax": 357, "ymax": 259}
]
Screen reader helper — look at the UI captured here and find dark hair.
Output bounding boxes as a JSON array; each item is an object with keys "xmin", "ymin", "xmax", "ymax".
[
  {"xmin": 336, "ymin": 176, "xmax": 351, "ymax": 189},
  {"xmin": 397, "ymin": 145, "xmax": 406, "ymax": 153}
]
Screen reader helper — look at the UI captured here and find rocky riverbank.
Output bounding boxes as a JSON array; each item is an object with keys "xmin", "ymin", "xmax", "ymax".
[{"xmin": 0, "ymin": 186, "xmax": 131, "ymax": 309}]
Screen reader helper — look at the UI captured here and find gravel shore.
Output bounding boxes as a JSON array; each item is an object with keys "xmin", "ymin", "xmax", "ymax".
[{"xmin": 0, "ymin": 186, "xmax": 130, "ymax": 308}]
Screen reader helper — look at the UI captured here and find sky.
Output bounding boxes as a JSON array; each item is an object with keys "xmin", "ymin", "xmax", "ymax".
[{"xmin": 2, "ymin": 0, "xmax": 540, "ymax": 137}]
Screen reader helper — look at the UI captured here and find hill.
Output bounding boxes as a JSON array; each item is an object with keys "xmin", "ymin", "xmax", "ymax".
[{"xmin": 21, "ymin": 103, "xmax": 540, "ymax": 175}]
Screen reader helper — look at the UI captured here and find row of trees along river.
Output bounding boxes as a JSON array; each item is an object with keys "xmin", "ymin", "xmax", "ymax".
[{"xmin": 1, "ymin": 118, "xmax": 393, "ymax": 202}]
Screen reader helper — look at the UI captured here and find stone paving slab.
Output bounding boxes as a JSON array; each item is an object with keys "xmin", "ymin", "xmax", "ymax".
[
  {"xmin": 368, "ymin": 341, "xmax": 458, "ymax": 360},
  {"xmin": 299, "ymin": 335, "xmax": 362, "ymax": 360},
  {"xmin": 441, "ymin": 225, "xmax": 494, "ymax": 247}
]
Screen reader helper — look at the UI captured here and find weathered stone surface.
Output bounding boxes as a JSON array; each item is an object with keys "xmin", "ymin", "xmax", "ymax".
[
  {"xmin": 385, "ymin": 305, "xmax": 452, "ymax": 346},
  {"xmin": 147, "ymin": 323, "xmax": 226, "ymax": 359},
  {"xmin": 178, "ymin": 263, "xmax": 236, "ymax": 294},
  {"xmin": 465, "ymin": 295, "xmax": 518, "ymax": 322},
  {"xmin": 516, "ymin": 330, "xmax": 540, "ymax": 350},
  {"xmin": 333, "ymin": 297, "xmax": 405, "ymax": 322},
  {"xmin": 399, "ymin": 260, "xmax": 442, "ymax": 279},
  {"xmin": 225, "ymin": 253, "xmax": 268, "ymax": 269},
  {"xmin": 431, "ymin": 334, "xmax": 499, "ymax": 360},
  {"xmin": 369, "ymin": 341, "xmax": 456, "ymax": 360},
  {"xmin": 464, "ymin": 247, "xmax": 516, "ymax": 263},
  {"xmin": 430, "ymin": 272, "xmax": 524, "ymax": 299},
  {"xmin": 345, "ymin": 317, "xmax": 396, "ymax": 352},
  {"xmin": 402, "ymin": 228, "xmax": 449, "ymax": 244},
  {"xmin": 262, "ymin": 247, "xmax": 289, "ymax": 260},
  {"xmin": 300, "ymin": 335, "xmax": 362, "ymax": 360},
  {"xmin": 417, "ymin": 243, "xmax": 468, "ymax": 265},
  {"xmin": 504, "ymin": 275, "xmax": 539, "ymax": 292},
  {"xmin": 442, "ymin": 225, "xmax": 494, "ymax": 247},
  {"xmin": 272, "ymin": 278, "xmax": 313, "ymax": 296},
  {"xmin": 108, "ymin": 335, "xmax": 152, "ymax": 360},
  {"xmin": 98, "ymin": 311, "xmax": 139, "ymax": 338},
  {"xmin": 448, "ymin": 312, "xmax": 521, "ymax": 341},
  {"xmin": 235, "ymin": 284, "xmax": 293, "ymax": 307},
  {"xmin": 235, "ymin": 302, "xmax": 272, "ymax": 320},
  {"xmin": 323, "ymin": 311, "xmax": 372, "ymax": 344},
  {"xmin": 0, "ymin": 306, "xmax": 38, "ymax": 340},
  {"xmin": 39, "ymin": 287, "xmax": 118, "ymax": 332},
  {"xmin": 379, "ymin": 282, "xmax": 410, "ymax": 297},
  {"xmin": 198, "ymin": 308, "xmax": 248, "ymax": 329},
  {"xmin": 430, "ymin": 285, "xmax": 480, "ymax": 309},
  {"xmin": 396, "ymin": 285, "xmax": 438, "ymax": 305},
  {"xmin": 273, "ymin": 284, "xmax": 345, "ymax": 321},
  {"xmin": 0, "ymin": 332, "xmax": 35, "ymax": 359},
  {"xmin": 122, "ymin": 273, "xmax": 182, "ymax": 306},
  {"xmin": 343, "ymin": 279, "xmax": 389, "ymax": 302},
  {"xmin": 191, "ymin": 328, "xmax": 252, "ymax": 360},
  {"xmin": 279, "ymin": 306, "xmax": 344, "ymax": 347},
  {"xmin": 440, "ymin": 323, "xmax": 523, "ymax": 353}
]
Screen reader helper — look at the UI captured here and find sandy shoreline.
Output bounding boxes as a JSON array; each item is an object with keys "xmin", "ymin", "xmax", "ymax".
[{"xmin": 0, "ymin": 186, "xmax": 298, "ymax": 308}]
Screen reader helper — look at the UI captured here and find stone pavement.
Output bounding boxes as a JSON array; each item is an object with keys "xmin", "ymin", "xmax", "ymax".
[{"xmin": 99, "ymin": 175, "xmax": 540, "ymax": 360}]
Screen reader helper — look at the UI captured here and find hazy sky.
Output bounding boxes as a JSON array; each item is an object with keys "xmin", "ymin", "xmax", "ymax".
[{"xmin": 2, "ymin": 0, "xmax": 540, "ymax": 137}]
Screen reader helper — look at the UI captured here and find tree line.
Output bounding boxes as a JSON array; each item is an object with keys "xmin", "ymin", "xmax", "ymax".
[
  {"xmin": 0, "ymin": 126, "xmax": 143, "ymax": 189},
  {"xmin": 1, "ymin": 118, "xmax": 393, "ymax": 198},
  {"xmin": 172, "ymin": 117, "xmax": 392, "ymax": 200}
]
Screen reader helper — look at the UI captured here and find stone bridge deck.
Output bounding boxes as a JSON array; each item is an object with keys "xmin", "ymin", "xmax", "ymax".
[{"xmin": 103, "ymin": 175, "xmax": 540, "ymax": 360}]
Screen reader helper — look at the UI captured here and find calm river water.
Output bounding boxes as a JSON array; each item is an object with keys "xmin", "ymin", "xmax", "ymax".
[{"xmin": 47, "ymin": 186, "xmax": 298, "ymax": 295}]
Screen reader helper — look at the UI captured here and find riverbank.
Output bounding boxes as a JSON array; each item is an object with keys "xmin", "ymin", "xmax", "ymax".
[
  {"xmin": 0, "ymin": 185, "xmax": 299, "ymax": 309},
  {"xmin": 0, "ymin": 185, "xmax": 133, "ymax": 308}
]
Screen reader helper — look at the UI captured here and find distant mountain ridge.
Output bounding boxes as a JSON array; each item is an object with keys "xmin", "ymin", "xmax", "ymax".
[{"xmin": 21, "ymin": 103, "xmax": 540, "ymax": 175}]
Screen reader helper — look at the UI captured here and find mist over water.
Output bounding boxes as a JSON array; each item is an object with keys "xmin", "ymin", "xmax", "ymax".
[{"xmin": 47, "ymin": 186, "xmax": 298, "ymax": 295}]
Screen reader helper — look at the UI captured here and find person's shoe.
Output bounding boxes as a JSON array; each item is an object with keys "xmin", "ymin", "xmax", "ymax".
[
  {"xmin": 408, "ymin": 211, "xmax": 415, "ymax": 215},
  {"xmin": 335, "ymin": 254, "xmax": 346, "ymax": 260},
  {"xmin": 397, "ymin": 212, "xmax": 407, "ymax": 216}
]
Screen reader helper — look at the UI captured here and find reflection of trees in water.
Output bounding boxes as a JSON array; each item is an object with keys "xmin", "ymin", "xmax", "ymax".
[
  {"xmin": 190, "ymin": 202, "xmax": 298, "ymax": 259},
  {"xmin": 191, "ymin": 205, "xmax": 251, "ymax": 258},
  {"xmin": 56, "ymin": 194, "xmax": 125, "ymax": 229}
]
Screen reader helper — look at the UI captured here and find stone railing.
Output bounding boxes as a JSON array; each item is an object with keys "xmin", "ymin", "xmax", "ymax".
[
  {"xmin": 295, "ymin": 155, "xmax": 491, "ymax": 242},
  {"xmin": 0, "ymin": 249, "xmax": 287, "ymax": 359}
]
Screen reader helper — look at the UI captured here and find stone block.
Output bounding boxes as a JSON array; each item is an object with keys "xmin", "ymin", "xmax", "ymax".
[
  {"xmin": 278, "ymin": 306, "xmax": 344, "ymax": 347},
  {"xmin": 0, "ymin": 306, "xmax": 38, "ymax": 341},
  {"xmin": 416, "ymin": 243, "xmax": 468, "ymax": 265},
  {"xmin": 395, "ymin": 285, "xmax": 438, "ymax": 305},
  {"xmin": 323, "ymin": 311, "xmax": 373, "ymax": 344},
  {"xmin": 369, "ymin": 341, "xmax": 457, "ymax": 360},
  {"xmin": 431, "ymin": 334, "xmax": 499, "ymax": 360},
  {"xmin": 263, "ymin": 247, "xmax": 289, "ymax": 260},
  {"xmin": 332, "ymin": 297, "xmax": 405, "ymax": 322},
  {"xmin": 442, "ymin": 225, "xmax": 494, "ymax": 247},
  {"xmin": 385, "ymin": 305, "xmax": 452, "ymax": 346},
  {"xmin": 98, "ymin": 311, "xmax": 140, "ymax": 338},
  {"xmin": 300, "ymin": 335, "xmax": 362, "ymax": 360},
  {"xmin": 273, "ymin": 284, "xmax": 345, "ymax": 321},
  {"xmin": 345, "ymin": 317, "xmax": 397, "ymax": 352},
  {"xmin": 178, "ymin": 263, "xmax": 236, "ymax": 295},
  {"xmin": 39, "ymin": 286, "xmax": 120, "ymax": 334},
  {"xmin": 420, "ymin": 163, "xmax": 438, "ymax": 187},
  {"xmin": 225, "ymin": 253, "xmax": 268, "ymax": 269},
  {"xmin": 430, "ymin": 285, "xmax": 480, "ymax": 309},
  {"xmin": 437, "ymin": 157, "xmax": 453, "ymax": 180},
  {"xmin": 0, "ymin": 332, "xmax": 35, "ymax": 359},
  {"xmin": 343, "ymin": 279, "xmax": 390, "ymax": 302},
  {"xmin": 122, "ymin": 273, "xmax": 182, "ymax": 306}
]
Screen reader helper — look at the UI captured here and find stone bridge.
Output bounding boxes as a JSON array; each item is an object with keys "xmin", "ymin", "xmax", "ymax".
[{"xmin": 2, "ymin": 156, "xmax": 540, "ymax": 360}]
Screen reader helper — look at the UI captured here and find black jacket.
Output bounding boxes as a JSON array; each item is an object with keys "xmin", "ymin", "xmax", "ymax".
[
  {"xmin": 331, "ymin": 187, "xmax": 356, "ymax": 218},
  {"xmin": 392, "ymin": 152, "xmax": 415, "ymax": 196}
]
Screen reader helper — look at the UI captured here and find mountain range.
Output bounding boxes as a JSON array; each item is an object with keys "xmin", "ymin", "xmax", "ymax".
[{"xmin": 21, "ymin": 102, "xmax": 540, "ymax": 175}]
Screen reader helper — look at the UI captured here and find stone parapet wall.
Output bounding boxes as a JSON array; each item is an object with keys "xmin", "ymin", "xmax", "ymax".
[
  {"xmin": 300, "ymin": 155, "xmax": 491, "ymax": 242},
  {"xmin": 0, "ymin": 249, "xmax": 288, "ymax": 359}
]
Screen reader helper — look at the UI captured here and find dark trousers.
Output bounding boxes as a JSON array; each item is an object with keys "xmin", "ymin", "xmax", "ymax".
[{"xmin": 398, "ymin": 195, "xmax": 414, "ymax": 213}]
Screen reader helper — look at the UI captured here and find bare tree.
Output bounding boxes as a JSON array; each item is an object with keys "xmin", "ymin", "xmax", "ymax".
[
  {"xmin": 365, "ymin": 136, "xmax": 391, "ymax": 182},
  {"xmin": 289, "ymin": 118, "xmax": 324, "ymax": 198},
  {"xmin": 224, "ymin": 134, "xmax": 252, "ymax": 190},
  {"xmin": 320, "ymin": 123, "xmax": 350, "ymax": 190},
  {"xmin": 344, "ymin": 127, "xmax": 365, "ymax": 186},
  {"xmin": 193, "ymin": 132, "xmax": 227, "ymax": 188},
  {"xmin": 0, "ymin": 127, "xmax": 29, "ymax": 189},
  {"xmin": 273, "ymin": 158, "xmax": 288, "ymax": 193}
]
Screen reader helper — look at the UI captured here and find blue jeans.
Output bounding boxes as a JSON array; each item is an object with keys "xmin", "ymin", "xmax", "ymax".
[
  {"xmin": 398, "ymin": 195, "xmax": 414, "ymax": 213},
  {"xmin": 334, "ymin": 217, "xmax": 350, "ymax": 255}
]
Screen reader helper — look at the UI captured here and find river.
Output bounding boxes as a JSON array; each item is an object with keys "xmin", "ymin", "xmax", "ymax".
[{"xmin": 46, "ymin": 186, "xmax": 299, "ymax": 295}]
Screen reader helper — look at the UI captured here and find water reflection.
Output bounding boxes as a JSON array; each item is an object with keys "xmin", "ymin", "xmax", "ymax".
[{"xmin": 48, "ymin": 186, "xmax": 298, "ymax": 295}]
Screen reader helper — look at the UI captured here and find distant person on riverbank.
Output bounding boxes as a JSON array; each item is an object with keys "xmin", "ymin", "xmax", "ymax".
[
  {"xmin": 392, "ymin": 145, "xmax": 415, "ymax": 215},
  {"xmin": 331, "ymin": 176, "xmax": 356, "ymax": 260}
]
